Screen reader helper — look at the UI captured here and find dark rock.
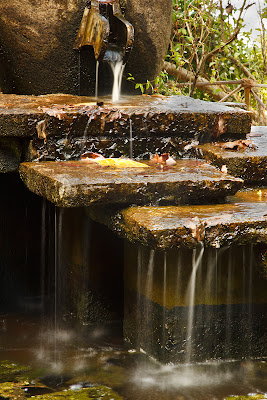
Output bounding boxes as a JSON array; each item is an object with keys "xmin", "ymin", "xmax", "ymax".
[
  {"xmin": 0, "ymin": 138, "xmax": 22, "ymax": 173},
  {"xmin": 124, "ymin": 0, "xmax": 172, "ymax": 85},
  {"xmin": 0, "ymin": 0, "xmax": 172, "ymax": 95}
]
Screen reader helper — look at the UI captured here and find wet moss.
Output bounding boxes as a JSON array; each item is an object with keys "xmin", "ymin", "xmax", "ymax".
[
  {"xmin": 31, "ymin": 386, "xmax": 123, "ymax": 400},
  {"xmin": 224, "ymin": 395, "xmax": 267, "ymax": 399},
  {"xmin": 0, "ymin": 361, "xmax": 31, "ymax": 383},
  {"xmin": 0, "ymin": 381, "xmax": 30, "ymax": 399}
]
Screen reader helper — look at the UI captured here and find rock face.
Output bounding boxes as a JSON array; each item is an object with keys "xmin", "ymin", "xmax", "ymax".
[
  {"xmin": 0, "ymin": 0, "xmax": 81, "ymax": 95},
  {"xmin": 0, "ymin": 0, "xmax": 172, "ymax": 95},
  {"xmin": 124, "ymin": 0, "xmax": 172, "ymax": 85},
  {"xmin": 0, "ymin": 138, "xmax": 22, "ymax": 173}
]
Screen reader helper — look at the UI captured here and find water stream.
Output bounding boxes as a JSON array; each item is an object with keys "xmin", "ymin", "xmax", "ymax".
[
  {"xmin": 185, "ymin": 243, "xmax": 204, "ymax": 363},
  {"xmin": 109, "ymin": 60, "xmax": 125, "ymax": 103}
]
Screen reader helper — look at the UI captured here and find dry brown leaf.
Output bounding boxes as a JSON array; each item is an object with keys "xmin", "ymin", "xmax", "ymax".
[
  {"xmin": 219, "ymin": 139, "xmax": 256, "ymax": 150},
  {"xmin": 151, "ymin": 153, "xmax": 176, "ymax": 166}
]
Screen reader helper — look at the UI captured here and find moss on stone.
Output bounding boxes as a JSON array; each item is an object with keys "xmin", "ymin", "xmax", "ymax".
[
  {"xmin": 31, "ymin": 386, "xmax": 123, "ymax": 400},
  {"xmin": 224, "ymin": 395, "xmax": 267, "ymax": 400},
  {"xmin": 0, "ymin": 361, "xmax": 31, "ymax": 383},
  {"xmin": 0, "ymin": 381, "xmax": 30, "ymax": 399}
]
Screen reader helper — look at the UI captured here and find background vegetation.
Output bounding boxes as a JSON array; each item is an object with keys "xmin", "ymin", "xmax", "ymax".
[{"xmin": 133, "ymin": 0, "xmax": 267, "ymax": 124}]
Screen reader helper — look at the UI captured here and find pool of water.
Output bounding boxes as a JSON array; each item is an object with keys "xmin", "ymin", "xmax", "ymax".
[{"xmin": 0, "ymin": 314, "xmax": 266, "ymax": 400}]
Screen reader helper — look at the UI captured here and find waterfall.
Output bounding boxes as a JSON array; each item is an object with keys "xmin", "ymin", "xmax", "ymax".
[
  {"xmin": 53, "ymin": 207, "xmax": 63, "ymax": 366},
  {"xmin": 130, "ymin": 244, "xmax": 261, "ymax": 364},
  {"xmin": 129, "ymin": 118, "xmax": 133, "ymax": 158},
  {"xmin": 144, "ymin": 249, "xmax": 155, "ymax": 352},
  {"xmin": 95, "ymin": 61, "xmax": 99, "ymax": 98},
  {"xmin": 185, "ymin": 243, "xmax": 204, "ymax": 363},
  {"xmin": 110, "ymin": 60, "xmax": 125, "ymax": 103},
  {"xmin": 162, "ymin": 252, "xmax": 167, "ymax": 361}
]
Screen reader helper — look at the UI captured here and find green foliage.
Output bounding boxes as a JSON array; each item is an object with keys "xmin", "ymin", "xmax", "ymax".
[{"xmin": 130, "ymin": 0, "xmax": 267, "ymax": 121}]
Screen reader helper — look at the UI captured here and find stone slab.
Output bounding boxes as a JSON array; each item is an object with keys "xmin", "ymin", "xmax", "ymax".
[
  {"xmin": 0, "ymin": 94, "xmax": 251, "ymax": 142},
  {"xmin": 198, "ymin": 126, "xmax": 267, "ymax": 185},
  {"xmin": 88, "ymin": 189, "xmax": 267, "ymax": 248},
  {"xmin": 19, "ymin": 159, "xmax": 243, "ymax": 207}
]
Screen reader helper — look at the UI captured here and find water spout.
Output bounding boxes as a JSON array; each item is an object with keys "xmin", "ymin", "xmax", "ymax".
[{"xmin": 74, "ymin": 0, "xmax": 134, "ymax": 98}]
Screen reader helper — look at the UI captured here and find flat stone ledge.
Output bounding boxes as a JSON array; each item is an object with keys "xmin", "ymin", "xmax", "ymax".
[
  {"xmin": 0, "ymin": 94, "xmax": 251, "ymax": 141},
  {"xmin": 198, "ymin": 126, "xmax": 267, "ymax": 185},
  {"xmin": 19, "ymin": 159, "xmax": 243, "ymax": 207},
  {"xmin": 88, "ymin": 189, "xmax": 267, "ymax": 249}
]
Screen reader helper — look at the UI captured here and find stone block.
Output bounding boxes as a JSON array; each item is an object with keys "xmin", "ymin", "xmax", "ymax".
[
  {"xmin": 19, "ymin": 159, "xmax": 243, "ymax": 207},
  {"xmin": 198, "ymin": 126, "xmax": 267, "ymax": 185}
]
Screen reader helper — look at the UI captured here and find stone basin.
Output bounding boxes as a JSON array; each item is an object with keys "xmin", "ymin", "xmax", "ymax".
[
  {"xmin": 19, "ymin": 159, "xmax": 243, "ymax": 207},
  {"xmin": 198, "ymin": 126, "xmax": 267, "ymax": 185},
  {"xmin": 88, "ymin": 188, "xmax": 267, "ymax": 249}
]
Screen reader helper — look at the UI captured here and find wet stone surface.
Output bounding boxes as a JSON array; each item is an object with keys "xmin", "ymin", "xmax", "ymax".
[
  {"xmin": 198, "ymin": 126, "xmax": 267, "ymax": 185},
  {"xmin": 0, "ymin": 94, "xmax": 251, "ymax": 142},
  {"xmin": 88, "ymin": 189, "xmax": 267, "ymax": 249},
  {"xmin": 19, "ymin": 159, "xmax": 243, "ymax": 207}
]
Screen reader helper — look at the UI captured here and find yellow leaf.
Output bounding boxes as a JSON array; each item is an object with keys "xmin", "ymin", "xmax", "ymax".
[{"xmin": 95, "ymin": 158, "xmax": 149, "ymax": 168}]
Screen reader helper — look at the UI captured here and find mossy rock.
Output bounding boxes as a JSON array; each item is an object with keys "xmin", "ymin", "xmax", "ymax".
[
  {"xmin": 0, "ymin": 361, "xmax": 31, "ymax": 383},
  {"xmin": 31, "ymin": 386, "xmax": 123, "ymax": 399},
  {"xmin": 0, "ymin": 381, "xmax": 30, "ymax": 399},
  {"xmin": 226, "ymin": 396, "xmax": 266, "ymax": 399}
]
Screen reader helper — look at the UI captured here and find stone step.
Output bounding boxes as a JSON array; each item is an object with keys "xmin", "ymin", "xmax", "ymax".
[
  {"xmin": 198, "ymin": 126, "xmax": 267, "ymax": 185},
  {"xmin": 0, "ymin": 93, "xmax": 251, "ymax": 139},
  {"xmin": 19, "ymin": 159, "xmax": 243, "ymax": 207},
  {"xmin": 0, "ymin": 94, "xmax": 252, "ymax": 168},
  {"xmin": 88, "ymin": 188, "xmax": 267, "ymax": 248}
]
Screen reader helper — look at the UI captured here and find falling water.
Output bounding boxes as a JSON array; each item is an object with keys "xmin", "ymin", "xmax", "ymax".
[
  {"xmin": 226, "ymin": 248, "xmax": 233, "ymax": 357},
  {"xmin": 53, "ymin": 207, "xmax": 63, "ymax": 366},
  {"xmin": 247, "ymin": 245, "xmax": 253, "ymax": 355},
  {"xmin": 162, "ymin": 252, "xmax": 167, "ymax": 361},
  {"xmin": 110, "ymin": 60, "xmax": 125, "ymax": 103},
  {"xmin": 185, "ymin": 243, "xmax": 204, "ymax": 363},
  {"xmin": 95, "ymin": 61, "xmax": 99, "ymax": 98},
  {"xmin": 41, "ymin": 199, "xmax": 47, "ymax": 312},
  {"xmin": 144, "ymin": 250, "xmax": 155, "ymax": 352},
  {"xmin": 136, "ymin": 246, "xmax": 143, "ymax": 349},
  {"xmin": 129, "ymin": 118, "xmax": 133, "ymax": 158}
]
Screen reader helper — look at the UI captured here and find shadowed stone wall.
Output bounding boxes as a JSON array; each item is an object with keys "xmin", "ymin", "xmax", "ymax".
[{"xmin": 0, "ymin": 0, "xmax": 172, "ymax": 95}]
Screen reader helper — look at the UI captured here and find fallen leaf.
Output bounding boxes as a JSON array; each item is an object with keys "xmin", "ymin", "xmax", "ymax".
[
  {"xmin": 81, "ymin": 152, "xmax": 105, "ymax": 160},
  {"xmin": 95, "ymin": 158, "xmax": 149, "ymax": 168},
  {"xmin": 151, "ymin": 153, "xmax": 176, "ymax": 166},
  {"xmin": 219, "ymin": 139, "xmax": 256, "ymax": 150}
]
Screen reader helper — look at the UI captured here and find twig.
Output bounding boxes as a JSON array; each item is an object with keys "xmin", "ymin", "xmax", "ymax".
[
  {"xmin": 251, "ymin": 88, "xmax": 267, "ymax": 110},
  {"xmin": 218, "ymin": 84, "xmax": 243, "ymax": 102}
]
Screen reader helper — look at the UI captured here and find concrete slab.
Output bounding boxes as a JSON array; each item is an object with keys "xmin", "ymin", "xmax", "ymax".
[
  {"xmin": 198, "ymin": 126, "xmax": 267, "ymax": 185},
  {"xmin": 88, "ymin": 189, "xmax": 267, "ymax": 249},
  {"xmin": 19, "ymin": 159, "xmax": 243, "ymax": 207},
  {"xmin": 0, "ymin": 94, "xmax": 251, "ymax": 142}
]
